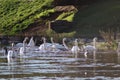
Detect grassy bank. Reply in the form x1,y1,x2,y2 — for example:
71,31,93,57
0,0,120,38
0,0,54,35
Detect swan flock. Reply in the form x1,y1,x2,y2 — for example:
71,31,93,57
2,37,97,61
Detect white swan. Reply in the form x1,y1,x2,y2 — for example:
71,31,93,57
50,37,60,52
27,36,36,51
71,39,80,54
50,37,68,51
38,37,52,52
62,38,69,50
27,37,35,47
19,37,28,55
3,43,18,63
83,37,97,53
15,37,28,47
51,37,80,53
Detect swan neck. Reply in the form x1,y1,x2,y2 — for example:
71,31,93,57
93,39,96,48
42,37,46,44
12,43,14,51
75,39,78,46
51,37,54,44
63,38,69,50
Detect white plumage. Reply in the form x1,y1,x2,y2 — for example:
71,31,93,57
27,37,35,47
83,37,97,53
4,43,18,63
71,39,80,54
50,37,68,51
38,37,52,52
19,37,28,55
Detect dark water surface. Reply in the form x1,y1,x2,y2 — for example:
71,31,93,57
0,50,120,80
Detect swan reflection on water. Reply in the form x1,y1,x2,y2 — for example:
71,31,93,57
0,37,120,80
0,48,119,79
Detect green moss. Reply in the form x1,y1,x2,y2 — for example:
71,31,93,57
56,12,75,22
0,0,120,37
35,9,55,19
0,0,54,35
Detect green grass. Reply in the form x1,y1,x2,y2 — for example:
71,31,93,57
56,12,75,22
0,0,120,37
0,0,54,35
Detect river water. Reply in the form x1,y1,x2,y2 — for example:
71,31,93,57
0,49,120,80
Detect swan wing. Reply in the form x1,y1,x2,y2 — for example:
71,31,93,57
28,38,35,47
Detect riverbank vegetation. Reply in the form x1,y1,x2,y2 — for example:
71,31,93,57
0,0,120,37
0,0,54,35
0,0,120,49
